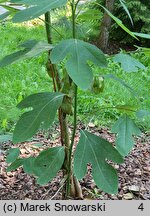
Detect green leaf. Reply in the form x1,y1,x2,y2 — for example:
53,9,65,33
6,148,20,163
13,92,64,143
6,158,24,172
0,40,52,67
74,130,123,194
113,53,146,72
0,4,20,13
119,0,133,25
23,157,36,174
11,0,68,22
0,11,10,21
112,114,141,156
0,134,12,143
136,110,150,119
100,5,137,40
51,39,107,90
32,147,65,185
133,32,150,39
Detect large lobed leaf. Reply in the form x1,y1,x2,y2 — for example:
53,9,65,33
6,146,65,185
113,53,146,72
0,40,52,67
22,147,65,184
32,147,65,184
112,114,141,156
13,92,64,143
51,39,107,90
10,0,68,22
74,130,123,194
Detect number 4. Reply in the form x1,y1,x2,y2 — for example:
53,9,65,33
138,203,144,211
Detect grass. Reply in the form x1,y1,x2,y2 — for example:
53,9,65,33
0,22,52,132
0,21,149,133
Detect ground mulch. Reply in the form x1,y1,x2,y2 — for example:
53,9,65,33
0,126,149,200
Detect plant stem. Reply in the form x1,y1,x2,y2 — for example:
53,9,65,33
66,84,77,196
72,0,76,38
45,12,62,92
45,12,57,92
45,12,52,44
44,12,71,199
39,17,64,39
45,12,67,159
66,0,79,197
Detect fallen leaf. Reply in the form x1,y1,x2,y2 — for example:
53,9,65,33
123,193,134,200
128,185,140,192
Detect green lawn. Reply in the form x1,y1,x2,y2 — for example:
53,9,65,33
0,22,149,133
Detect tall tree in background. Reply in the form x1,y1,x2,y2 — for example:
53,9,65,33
99,0,115,53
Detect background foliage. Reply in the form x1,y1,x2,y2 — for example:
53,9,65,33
0,0,149,134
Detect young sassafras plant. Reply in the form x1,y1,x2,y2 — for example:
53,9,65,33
0,0,148,199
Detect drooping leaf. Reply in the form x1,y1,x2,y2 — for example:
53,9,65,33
32,147,65,185
118,0,133,25
6,158,24,172
113,53,146,72
100,5,137,39
112,114,141,156
13,92,64,143
133,32,150,39
0,134,12,143
51,39,107,90
6,148,20,163
11,0,68,22
104,74,138,97
74,130,123,194
136,110,150,119
0,40,52,67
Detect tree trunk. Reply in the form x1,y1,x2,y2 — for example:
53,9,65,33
99,0,115,53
